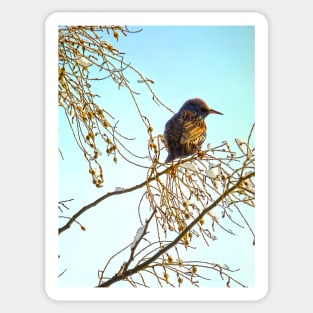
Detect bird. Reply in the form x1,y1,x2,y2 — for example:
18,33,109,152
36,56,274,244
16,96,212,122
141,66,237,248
163,98,223,163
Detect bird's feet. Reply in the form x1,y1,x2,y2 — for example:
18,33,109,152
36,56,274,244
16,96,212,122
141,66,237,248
197,150,206,159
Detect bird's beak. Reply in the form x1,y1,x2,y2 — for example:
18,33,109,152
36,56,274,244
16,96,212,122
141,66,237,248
209,108,223,115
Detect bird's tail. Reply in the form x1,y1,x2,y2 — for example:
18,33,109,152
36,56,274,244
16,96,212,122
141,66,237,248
165,152,176,163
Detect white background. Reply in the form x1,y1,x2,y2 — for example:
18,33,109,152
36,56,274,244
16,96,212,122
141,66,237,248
1,0,311,311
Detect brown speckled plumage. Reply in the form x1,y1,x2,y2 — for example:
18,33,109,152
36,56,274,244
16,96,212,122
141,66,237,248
164,98,223,163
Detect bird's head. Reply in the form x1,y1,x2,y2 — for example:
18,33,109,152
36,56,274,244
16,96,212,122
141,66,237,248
182,98,223,118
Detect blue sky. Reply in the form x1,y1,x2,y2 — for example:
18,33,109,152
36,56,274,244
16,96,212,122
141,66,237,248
58,25,255,288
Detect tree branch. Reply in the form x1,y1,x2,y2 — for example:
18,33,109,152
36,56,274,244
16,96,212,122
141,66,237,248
58,166,170,235
96,171,255,287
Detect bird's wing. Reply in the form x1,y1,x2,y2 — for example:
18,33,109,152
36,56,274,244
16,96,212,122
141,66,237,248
179,114,207,145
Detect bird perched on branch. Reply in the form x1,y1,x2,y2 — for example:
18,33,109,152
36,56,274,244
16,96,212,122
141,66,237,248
164,98,223,163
